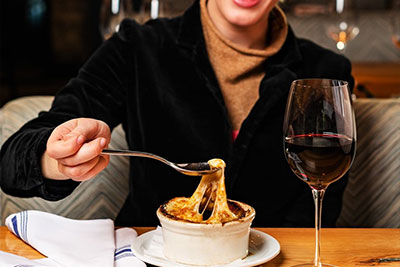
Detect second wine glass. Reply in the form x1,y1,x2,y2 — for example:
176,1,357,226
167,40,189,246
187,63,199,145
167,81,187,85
325,0,359,51
283,79,356,267
390,0,400,49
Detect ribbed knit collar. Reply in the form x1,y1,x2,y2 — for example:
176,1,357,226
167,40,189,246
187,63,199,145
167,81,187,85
200,0,288,57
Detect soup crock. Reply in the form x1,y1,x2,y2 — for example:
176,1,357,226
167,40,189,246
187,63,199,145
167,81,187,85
156,200,255,266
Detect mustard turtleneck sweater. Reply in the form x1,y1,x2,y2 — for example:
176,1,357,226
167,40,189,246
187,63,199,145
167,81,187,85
200,0,288,134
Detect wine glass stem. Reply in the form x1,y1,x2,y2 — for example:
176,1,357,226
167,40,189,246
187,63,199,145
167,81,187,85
312,188,325,267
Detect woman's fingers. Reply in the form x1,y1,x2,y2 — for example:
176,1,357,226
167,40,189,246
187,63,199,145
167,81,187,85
79,155,109,181
43,118,111,181
47,132,86,159
58,137,107,167
58,155,110,182
47,118,110,160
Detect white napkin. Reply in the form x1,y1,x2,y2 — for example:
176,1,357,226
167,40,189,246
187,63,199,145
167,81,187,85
2,210,146,267
0,251,64,267
114,228,146,267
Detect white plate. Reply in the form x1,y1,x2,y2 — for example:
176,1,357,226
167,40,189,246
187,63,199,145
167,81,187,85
132,229,280,267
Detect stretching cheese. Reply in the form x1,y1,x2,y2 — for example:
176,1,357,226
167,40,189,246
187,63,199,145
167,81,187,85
161,159,240,224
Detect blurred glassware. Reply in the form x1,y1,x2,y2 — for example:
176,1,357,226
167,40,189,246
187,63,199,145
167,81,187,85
390,0,400,49
325,0,360,51
99,0,193,40
99,0,164,40
100,0,130,40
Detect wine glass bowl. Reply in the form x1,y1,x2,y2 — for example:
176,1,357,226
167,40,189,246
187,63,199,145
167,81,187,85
284,132,354,190
283,79,356,267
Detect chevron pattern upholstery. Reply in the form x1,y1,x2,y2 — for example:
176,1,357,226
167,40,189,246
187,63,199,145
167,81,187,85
0,96,130,224
1,96,399,227
337,98,400,228
287,11,400,62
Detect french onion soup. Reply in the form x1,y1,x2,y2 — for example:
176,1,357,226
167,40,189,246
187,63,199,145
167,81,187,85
156,158,255,265
159,158,252,224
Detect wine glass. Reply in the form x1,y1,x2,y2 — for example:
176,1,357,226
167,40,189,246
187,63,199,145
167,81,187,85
390,0,400,49
283,79,356,267
325,0,359,51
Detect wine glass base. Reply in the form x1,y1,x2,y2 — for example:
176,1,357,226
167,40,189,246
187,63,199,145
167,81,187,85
291,264,339,267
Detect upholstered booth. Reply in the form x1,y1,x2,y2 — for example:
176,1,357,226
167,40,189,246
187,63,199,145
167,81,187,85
0,96,130,223
336,98,400,228
0,96,399,227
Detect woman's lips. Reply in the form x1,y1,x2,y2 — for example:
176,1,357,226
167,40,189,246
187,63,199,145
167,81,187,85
233,0,260,8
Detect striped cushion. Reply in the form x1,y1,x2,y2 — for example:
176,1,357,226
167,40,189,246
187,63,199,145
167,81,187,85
0,96,129,224
337,98,400,228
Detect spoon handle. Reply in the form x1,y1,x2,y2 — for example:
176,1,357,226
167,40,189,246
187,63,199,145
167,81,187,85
101,149,171,166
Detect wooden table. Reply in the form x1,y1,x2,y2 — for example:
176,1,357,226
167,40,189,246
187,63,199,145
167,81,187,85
0,226,399,266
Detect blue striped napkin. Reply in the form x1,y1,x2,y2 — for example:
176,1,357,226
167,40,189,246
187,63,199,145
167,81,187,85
2,210,146,267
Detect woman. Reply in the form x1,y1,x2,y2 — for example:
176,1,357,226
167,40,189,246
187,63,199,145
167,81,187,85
0,0,354,227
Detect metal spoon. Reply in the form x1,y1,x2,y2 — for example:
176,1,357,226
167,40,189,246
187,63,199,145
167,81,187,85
101,148,219,176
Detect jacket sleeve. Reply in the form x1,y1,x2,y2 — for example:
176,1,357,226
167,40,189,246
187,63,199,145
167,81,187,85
0,30,133,200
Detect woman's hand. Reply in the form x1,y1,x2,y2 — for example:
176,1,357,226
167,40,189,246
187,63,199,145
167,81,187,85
41,118,111,181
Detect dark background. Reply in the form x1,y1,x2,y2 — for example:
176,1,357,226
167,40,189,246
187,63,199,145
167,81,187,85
0,0,103,107
0,0,397,107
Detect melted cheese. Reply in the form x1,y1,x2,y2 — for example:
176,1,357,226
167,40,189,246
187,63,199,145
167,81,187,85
163,159,238,224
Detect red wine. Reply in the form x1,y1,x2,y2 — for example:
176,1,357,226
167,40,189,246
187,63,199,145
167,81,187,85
284,134,355,190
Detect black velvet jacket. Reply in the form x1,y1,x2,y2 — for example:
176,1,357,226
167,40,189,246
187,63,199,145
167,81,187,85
0,1,354,227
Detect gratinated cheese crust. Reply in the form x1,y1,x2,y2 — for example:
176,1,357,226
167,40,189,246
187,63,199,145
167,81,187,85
162,159,239,224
